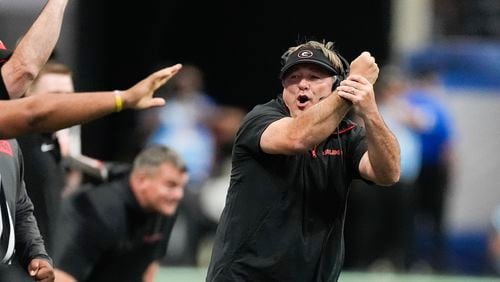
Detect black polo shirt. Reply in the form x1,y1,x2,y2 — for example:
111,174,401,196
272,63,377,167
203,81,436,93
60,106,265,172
207,95,368,282
53,177,176,282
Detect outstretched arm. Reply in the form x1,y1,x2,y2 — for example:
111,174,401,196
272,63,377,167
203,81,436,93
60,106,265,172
0,64,182,139
1,0,69,99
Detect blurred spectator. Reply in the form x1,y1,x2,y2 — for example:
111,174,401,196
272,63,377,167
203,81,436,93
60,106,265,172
344,65,422,272
139,64,218,266
196,106,246,265
145,64,217,191
405,67,456,272
14,61,128,281
3,60,73,282
199,105,246,224
16,61,74,257
53,145,188,282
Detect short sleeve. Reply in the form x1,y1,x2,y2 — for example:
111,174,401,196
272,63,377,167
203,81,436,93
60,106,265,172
234,102,287,155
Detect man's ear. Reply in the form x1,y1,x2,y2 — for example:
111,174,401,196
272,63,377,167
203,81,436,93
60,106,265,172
130,170,147,190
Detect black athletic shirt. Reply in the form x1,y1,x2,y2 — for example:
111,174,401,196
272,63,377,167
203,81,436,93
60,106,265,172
207,95,368,282
53,177,176,282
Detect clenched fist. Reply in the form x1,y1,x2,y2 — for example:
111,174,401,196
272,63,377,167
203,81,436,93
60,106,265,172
349,51,379,84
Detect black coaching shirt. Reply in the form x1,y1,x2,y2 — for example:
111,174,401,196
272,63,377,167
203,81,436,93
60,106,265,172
206,95,368,282
53,177,176,282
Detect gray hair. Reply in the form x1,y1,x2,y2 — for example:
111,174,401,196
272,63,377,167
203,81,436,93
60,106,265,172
132,145,187,173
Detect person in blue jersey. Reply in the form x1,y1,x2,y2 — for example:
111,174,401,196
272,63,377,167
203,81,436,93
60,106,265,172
405,67,456,271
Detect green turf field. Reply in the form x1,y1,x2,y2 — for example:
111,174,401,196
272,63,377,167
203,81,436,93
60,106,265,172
156,267,500,282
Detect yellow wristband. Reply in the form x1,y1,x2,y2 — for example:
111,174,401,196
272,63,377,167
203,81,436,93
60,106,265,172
114,90,123,112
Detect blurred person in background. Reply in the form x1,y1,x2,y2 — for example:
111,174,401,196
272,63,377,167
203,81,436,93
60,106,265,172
53,145,188,282
56,124,85,196
197,105,246,264
344,65,422,272
405,66,456,272
16,60,104,255
55,102,84,197
146,64,217,192
140,64,218,266
199,105,247,225
17,61,75,256
1,22,62,277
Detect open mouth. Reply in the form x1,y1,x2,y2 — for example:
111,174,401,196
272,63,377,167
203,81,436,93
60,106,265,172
298,95,310,104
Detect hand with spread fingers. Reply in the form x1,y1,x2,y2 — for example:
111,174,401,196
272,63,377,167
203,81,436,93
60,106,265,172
121,64,182,110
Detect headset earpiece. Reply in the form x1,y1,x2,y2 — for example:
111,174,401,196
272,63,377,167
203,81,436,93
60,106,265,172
280,44,350,91
332,54,350,91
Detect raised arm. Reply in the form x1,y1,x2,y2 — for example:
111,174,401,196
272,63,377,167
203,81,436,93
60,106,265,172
261,93,352,155
1,0,69,99
337,73,400,186
261,52,379,155
0,64,182,139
